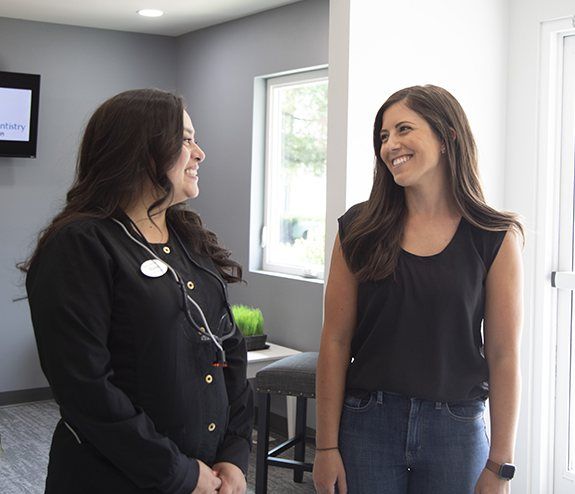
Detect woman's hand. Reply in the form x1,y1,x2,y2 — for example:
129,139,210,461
474,469,510,494
191,460,222,494
313,449,347,494
212,461,247,494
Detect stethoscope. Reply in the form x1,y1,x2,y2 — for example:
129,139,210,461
112,217,235,367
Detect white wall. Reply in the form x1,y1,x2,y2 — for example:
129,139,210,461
326,0,508,270
346,0,508,209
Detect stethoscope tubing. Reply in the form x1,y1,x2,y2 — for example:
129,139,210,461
111,218,230,353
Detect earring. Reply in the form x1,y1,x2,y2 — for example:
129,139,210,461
441,145,446,154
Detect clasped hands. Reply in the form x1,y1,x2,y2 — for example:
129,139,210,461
192,460,246,494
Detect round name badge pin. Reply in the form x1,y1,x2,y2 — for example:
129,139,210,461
140,259,168,278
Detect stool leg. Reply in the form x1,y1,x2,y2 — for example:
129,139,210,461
255,392,271,494
293,396,307,483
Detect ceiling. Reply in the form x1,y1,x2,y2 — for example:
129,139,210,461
0,0,304,36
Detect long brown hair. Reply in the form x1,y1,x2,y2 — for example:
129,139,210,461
341,85,523,282
19,88,242,282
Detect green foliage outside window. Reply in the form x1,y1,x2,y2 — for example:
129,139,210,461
281,82,327,177
278,80,327,273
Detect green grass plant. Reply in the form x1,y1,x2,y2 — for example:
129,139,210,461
231,305,264,337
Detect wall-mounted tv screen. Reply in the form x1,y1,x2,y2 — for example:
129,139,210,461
0,71,40,158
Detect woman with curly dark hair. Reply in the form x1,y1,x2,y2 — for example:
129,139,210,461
22,88,252,494
313,85,523,494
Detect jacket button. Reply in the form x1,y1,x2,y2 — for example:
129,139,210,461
205,374,213,384
208,422,216,432
187,281,195,290
162,246,171,254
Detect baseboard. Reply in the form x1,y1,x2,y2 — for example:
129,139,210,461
0,387,53,406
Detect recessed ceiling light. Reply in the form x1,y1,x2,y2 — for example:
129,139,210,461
137,9,164,18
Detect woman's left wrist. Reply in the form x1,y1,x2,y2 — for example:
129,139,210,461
485,458,516,480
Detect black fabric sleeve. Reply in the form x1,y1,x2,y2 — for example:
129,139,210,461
214,324,254,474
26,223,199,494
484,229,507,272
337,202,365,242
470,225,508,275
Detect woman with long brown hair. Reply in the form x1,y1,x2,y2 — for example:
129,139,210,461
313,85,523,494
22,88,252,494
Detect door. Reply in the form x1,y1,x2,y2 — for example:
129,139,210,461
553,33,575,494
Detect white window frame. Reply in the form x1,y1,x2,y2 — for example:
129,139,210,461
255,67,328,280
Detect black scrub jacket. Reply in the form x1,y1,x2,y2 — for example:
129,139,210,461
26,215,253,494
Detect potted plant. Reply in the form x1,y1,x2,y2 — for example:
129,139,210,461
231,304,268,351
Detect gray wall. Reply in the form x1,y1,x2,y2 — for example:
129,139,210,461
176,0,329,352
0,0,328,396
0,18,177,393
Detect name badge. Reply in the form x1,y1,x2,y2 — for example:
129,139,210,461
140,259,168,278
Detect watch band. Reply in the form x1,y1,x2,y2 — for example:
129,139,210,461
485,459,501,476
485,459,516,480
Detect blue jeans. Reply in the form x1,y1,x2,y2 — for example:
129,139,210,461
338,390,489,494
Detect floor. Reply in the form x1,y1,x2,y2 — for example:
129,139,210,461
0,400,316,493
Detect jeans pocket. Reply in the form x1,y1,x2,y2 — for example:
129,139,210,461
445,399,485,422
342,392,375,412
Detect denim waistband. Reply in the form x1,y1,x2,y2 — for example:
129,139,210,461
347,389,487,408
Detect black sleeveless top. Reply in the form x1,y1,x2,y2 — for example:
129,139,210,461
339,203,507,402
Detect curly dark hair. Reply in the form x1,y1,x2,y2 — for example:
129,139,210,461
19,88,242,282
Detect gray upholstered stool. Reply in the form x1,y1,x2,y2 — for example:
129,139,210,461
255,352,318,494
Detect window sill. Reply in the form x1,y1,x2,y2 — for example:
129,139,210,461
249,269,324,285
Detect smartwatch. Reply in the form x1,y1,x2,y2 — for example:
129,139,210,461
485,459,516,480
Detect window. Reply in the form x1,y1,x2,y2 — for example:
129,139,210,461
260,69,328,279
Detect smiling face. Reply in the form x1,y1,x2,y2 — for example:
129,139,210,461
166,110,205,204
379,101,445,188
